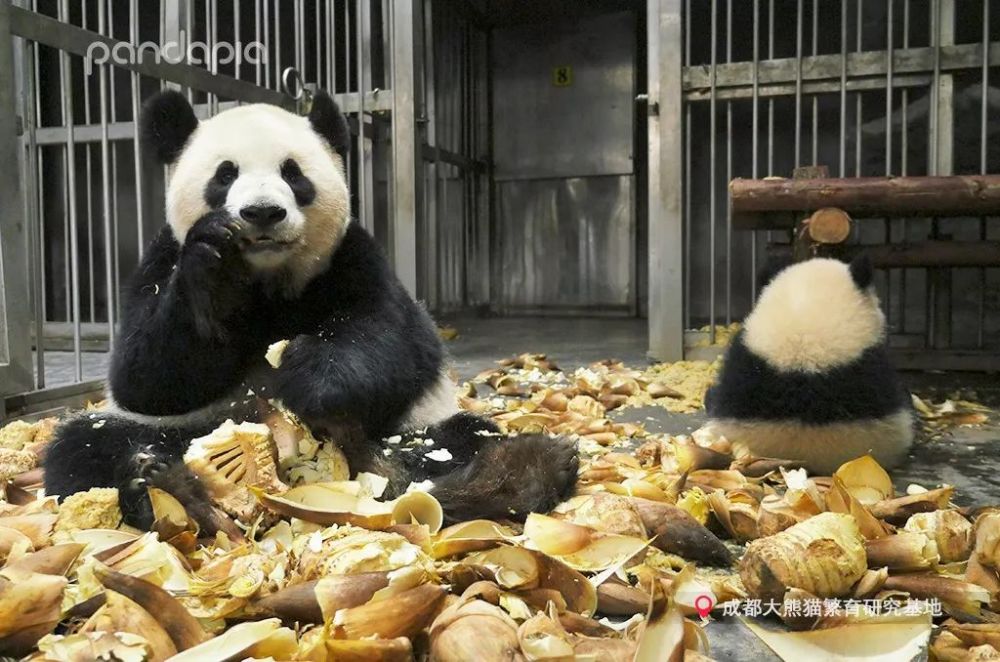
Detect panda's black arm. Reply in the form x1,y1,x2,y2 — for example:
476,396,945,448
270,311,443,438
267,222,444,437
109,222,257,415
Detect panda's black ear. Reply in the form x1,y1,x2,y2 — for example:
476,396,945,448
140,90,198,164
849,253,874,289
308,91,350,162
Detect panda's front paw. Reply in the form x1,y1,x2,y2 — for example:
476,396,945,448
180,211,250,336
118,450,169,529
182,211,245,274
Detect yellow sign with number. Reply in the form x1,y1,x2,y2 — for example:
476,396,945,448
552,66,573,87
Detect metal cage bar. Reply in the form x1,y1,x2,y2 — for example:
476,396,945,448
673,0,998,370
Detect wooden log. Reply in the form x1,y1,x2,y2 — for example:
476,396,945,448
792,165,830,179
807,208,853,244
731,175,1000,229
766,240,1000,268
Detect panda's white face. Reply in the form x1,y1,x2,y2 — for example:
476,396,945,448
742,258,885,373
166,103,350,290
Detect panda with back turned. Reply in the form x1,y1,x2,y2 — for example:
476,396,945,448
704,255,915,474
44,90,578,530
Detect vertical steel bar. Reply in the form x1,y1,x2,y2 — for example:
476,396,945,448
98,0,114,347
767,0,774,176
344,0,351,190
184,0,193,102
355,0,370,230
750,0,759,302
315,0,321,84
839,0,847,176
82,0,96,324
886,0,893,175
32,0,46,358
423,0,438,307
899,0,909,332
766,0,774,248
725,0,732,325
255,0,262,86
929,0,939,348
708,0,717,343
794,0,802,167
855,0,863,177
276,0,282,92
263,0,270,88
648,0,685,361
294,0,302,79
683,0,691,328
811,0,817,164
59,11,70,324
928,0,955,349
929,0,940,175
463,20,472,307
884,0,894,326
301,0,307,80
130,0,145,255
978,0,989,348
326,0,335,92
18,0,44,387
62,186,70,325
0,0,33,394
234,0,241,83
58,0,83,381
209,0,218,114
357,0,367,229
391,0,419,294
108,0,120,318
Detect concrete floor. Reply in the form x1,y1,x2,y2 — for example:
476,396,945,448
35,351,109,386
441,315,654,380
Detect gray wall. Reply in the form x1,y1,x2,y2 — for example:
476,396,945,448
491,10,637,314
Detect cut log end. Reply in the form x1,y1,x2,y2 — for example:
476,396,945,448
807,207,852,244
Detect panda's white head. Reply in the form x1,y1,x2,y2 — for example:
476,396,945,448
742,255,884,373
141,90,351,292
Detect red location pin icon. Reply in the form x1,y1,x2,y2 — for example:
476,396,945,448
694,594,714,619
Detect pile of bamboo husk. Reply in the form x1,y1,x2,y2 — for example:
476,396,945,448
0,353,994,661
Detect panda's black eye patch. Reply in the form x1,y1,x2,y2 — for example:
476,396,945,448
204,160,238,209
280,158,316,207
215,160,238,184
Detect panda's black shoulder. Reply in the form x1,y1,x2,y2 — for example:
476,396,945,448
285,222,442,354
707,331,910,424
328,222,395,285
303,221,411,310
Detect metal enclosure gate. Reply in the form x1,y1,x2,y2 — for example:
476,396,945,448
648,0,1000,367
0,0,424,416
2,0,998,416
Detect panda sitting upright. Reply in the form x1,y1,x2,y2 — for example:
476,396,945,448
44,90,578,530
705,255,915,474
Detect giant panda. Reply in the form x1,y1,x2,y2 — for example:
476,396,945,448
704,255,915,474
43,90,578,531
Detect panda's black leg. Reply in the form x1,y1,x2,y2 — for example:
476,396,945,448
44,413,223,532
421,411,501,470
44,413,126,498
142,461,234,537
117,449,171,529
430,434,579,523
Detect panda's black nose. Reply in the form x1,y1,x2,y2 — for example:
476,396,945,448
240,204,287,227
